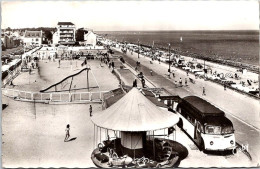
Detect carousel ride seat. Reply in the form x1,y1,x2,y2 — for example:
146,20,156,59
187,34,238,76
109,154,133,167
94,153,109,163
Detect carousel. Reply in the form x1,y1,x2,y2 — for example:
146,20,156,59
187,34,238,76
91,88,188,168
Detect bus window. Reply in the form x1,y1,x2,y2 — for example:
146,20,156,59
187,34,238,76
205,125,221,134
222,126,234,134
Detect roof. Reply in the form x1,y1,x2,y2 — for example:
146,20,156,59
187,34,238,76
58,22,74,25
182,96,224,116
203,115,233,127
24,31,42,38
91,88,179,132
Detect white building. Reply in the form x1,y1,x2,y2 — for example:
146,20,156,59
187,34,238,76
23,30,43,46
53,22,76,45
84,31,97,47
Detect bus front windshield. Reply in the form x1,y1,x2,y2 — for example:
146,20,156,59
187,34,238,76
205,125,234,135
221,126,234,134
205,125,221,135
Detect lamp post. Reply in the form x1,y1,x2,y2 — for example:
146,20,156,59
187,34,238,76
138,39,140,58
168,43,171,73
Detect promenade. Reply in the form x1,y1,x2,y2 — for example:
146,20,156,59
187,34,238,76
111,47,260,165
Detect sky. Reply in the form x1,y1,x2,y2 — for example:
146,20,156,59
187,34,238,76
1,1,259,31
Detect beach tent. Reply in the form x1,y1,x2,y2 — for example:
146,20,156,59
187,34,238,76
91,88,179,157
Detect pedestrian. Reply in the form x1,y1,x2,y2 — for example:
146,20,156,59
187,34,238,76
89,105,92,117
172,72,175,78
64,124,70,142
179,78,182,87
224,84,227,90
158,58,160,64
133,78,137,87
141,78,146,88
202,87,206,95
58,59,61,68
185,78,187,86
150,70,153,76
186,71,189,76
111,61,115,69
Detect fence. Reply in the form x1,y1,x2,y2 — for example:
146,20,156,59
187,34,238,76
2,88,108,103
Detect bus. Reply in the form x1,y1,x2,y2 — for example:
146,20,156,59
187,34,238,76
176,96,235,152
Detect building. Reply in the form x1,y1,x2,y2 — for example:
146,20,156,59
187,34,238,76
23,30,43,46
84,31,97,47
53,22,76,45
1,33,20,49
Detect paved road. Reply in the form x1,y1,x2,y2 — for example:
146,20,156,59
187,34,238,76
112,47,260,165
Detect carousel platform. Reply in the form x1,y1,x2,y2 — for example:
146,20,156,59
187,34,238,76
91,138,188,168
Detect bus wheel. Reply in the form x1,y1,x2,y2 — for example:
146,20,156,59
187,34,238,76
177,118,183,128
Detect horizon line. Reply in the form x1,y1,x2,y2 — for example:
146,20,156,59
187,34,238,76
1,28,258,32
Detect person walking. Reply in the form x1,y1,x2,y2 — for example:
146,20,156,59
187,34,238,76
141,78,146,88
185,78,187,86
224,83,227,90
89,105,92,117
150,70,153,76
202,87,206,95
64,124,70,142
111,61,115,69
179,78,182,87
172,71,175,78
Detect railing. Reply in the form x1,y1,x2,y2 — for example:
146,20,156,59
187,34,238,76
2,64,22,87
2,88,108,103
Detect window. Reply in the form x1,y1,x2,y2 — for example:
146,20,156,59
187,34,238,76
222,126,234,134
205,125,221,135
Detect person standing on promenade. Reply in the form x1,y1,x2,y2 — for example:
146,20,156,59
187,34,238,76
158,58,161,64
186,70,189,76
150,70,153,76
202,87,206,95
89,105,92,117
133,78,137,87
224,83,227,90
64,124,70,142
185,78,187,86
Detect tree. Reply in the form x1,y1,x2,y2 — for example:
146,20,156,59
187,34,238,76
6,27,12,31
44,30,53,41
76,29,87,41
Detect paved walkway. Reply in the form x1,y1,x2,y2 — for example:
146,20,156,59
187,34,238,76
112,47,260,165
2,58,120,168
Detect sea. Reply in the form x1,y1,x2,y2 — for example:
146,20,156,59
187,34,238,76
97,31,259,66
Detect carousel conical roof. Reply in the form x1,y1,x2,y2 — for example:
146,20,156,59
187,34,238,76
91,88,179,131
